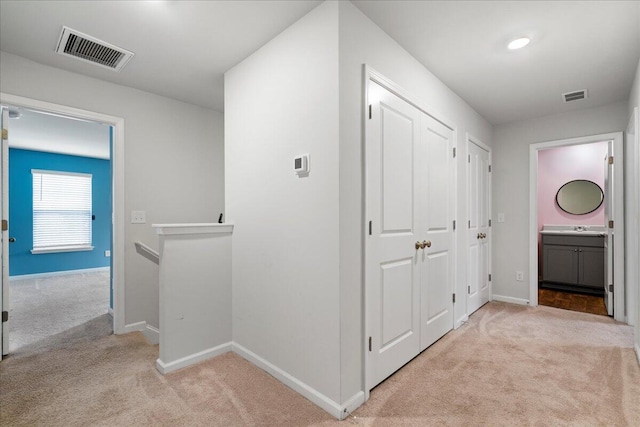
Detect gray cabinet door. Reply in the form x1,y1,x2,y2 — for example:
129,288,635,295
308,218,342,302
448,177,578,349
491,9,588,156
543,244,579,284
578,246,605,288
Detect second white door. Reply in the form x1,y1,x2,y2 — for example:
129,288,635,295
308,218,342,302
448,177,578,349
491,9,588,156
467,140,490,315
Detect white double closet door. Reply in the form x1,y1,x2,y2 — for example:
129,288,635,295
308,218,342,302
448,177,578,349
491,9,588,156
366,81,455,389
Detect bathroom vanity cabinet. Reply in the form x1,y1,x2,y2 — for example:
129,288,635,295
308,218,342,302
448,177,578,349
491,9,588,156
541,233,604,293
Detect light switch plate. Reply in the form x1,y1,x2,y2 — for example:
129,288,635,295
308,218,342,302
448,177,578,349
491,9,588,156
497,213,505,223
131,210,146,224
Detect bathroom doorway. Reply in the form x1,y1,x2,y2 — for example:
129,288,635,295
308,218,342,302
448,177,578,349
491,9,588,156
536,141,608,315
528,132,625,322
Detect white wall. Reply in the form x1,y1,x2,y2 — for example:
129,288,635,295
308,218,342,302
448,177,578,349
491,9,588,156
225,1,341,404
631,59,640,115
492,100,629,302
0,51,224,330
337,1,493,402
227,1,494,409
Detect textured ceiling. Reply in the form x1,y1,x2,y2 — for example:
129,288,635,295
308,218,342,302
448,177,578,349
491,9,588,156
0,0,322,112
353,1,640,124
1,1,639,124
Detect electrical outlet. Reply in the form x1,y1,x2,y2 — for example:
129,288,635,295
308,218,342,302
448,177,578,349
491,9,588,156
516,271,524,281
105,250,111,257
131,210,146,224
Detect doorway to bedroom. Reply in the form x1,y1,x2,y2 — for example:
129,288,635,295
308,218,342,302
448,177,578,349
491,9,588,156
3,105,113,354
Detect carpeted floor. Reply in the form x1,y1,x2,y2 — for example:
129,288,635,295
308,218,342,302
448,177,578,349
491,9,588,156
1,301,638,426
8,270,110,352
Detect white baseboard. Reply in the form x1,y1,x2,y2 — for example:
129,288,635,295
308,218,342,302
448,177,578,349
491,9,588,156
147,338,365,419
341,391,365,420
232,342,350,419
10,266,110,280
142,325,159,345
455,315,469,329
122,320,147,334
635,343,640,366
122,321,160,345
492,294,530,306
156,341,232,374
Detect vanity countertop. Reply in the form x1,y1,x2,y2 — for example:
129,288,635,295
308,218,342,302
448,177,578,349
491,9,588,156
539,230,605,236
540,225,606,237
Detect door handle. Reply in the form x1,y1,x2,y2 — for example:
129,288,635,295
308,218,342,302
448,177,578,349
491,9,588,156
415,241,425,250
423,240,432,248
8,237,15,243
477,233,481,239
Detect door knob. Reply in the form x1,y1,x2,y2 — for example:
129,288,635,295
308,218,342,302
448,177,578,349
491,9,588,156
477,233,481,239
415,241,424,250
424,240,432,248
482,233,487,239
8,237,15,243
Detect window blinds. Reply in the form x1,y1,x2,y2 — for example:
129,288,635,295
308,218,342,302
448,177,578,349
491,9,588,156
32,170,93,250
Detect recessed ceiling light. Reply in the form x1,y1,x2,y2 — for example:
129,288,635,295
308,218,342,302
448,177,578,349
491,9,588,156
508,37,530,50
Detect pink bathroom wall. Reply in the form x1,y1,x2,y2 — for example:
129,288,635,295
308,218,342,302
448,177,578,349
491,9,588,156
537,141,608,275
537,141,607,232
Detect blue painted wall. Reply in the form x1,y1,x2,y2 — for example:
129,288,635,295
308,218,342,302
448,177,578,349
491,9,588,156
9,148,112,276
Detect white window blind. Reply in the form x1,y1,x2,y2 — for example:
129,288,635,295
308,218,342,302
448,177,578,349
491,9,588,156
32,170,93,253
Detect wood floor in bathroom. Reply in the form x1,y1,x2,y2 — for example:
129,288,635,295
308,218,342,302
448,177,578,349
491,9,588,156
538,288,608,316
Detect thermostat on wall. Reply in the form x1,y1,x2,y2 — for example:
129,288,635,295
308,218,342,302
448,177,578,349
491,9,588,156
294,154,310,175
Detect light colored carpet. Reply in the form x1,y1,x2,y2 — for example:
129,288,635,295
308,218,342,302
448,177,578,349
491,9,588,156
355,302,639,426
8,270,110,352
1,301,638,426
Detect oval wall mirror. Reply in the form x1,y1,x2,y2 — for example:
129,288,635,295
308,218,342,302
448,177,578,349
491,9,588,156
556,180,604,215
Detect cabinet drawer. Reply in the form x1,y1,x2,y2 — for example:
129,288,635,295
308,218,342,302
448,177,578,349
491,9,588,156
542,234,604,248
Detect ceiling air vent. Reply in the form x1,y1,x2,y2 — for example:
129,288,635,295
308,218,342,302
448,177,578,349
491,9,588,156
55,26,134,72
562,89,587,103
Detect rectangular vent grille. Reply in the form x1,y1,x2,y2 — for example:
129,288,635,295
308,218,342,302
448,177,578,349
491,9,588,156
56,26,134,72
64,34,124,68
562,89,587,103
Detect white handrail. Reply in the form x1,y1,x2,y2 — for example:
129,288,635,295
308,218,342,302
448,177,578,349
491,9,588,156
135,241,159,265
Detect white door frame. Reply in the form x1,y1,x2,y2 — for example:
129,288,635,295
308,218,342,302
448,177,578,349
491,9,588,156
630,107,640,359
528,131,625,322
363,65,458,401
625,107,638,328
0,92,126,335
